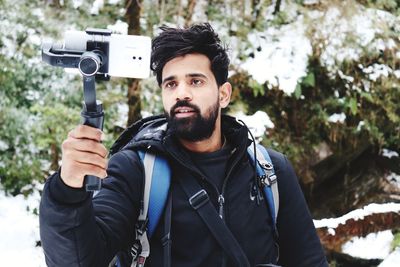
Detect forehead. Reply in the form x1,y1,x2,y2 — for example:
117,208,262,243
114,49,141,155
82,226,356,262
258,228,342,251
162,53,213,79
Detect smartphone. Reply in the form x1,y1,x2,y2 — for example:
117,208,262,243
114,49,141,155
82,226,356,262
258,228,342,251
53,29,152,79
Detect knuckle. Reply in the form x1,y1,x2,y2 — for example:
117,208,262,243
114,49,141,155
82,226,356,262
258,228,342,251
83,139,95,151
100,147,108,158
77,124,85,132
87,165,97,175
62,139,72,150
101,159,108,169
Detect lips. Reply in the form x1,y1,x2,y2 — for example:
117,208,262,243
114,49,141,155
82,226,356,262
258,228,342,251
174,107,195,114
173,107,197,118
170,100,200,118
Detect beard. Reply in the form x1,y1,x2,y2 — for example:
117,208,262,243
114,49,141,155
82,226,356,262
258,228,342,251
165,99,220,142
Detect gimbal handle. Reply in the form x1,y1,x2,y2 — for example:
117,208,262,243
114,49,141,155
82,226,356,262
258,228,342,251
81,75,104,192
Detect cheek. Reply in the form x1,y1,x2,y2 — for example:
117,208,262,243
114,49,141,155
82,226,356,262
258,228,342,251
162,93,171,112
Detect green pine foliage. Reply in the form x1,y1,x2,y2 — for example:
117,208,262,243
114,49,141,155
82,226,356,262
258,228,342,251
0,0,399,202
0,0,126,194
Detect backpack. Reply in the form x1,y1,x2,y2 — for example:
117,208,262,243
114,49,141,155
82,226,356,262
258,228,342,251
114,143,279,267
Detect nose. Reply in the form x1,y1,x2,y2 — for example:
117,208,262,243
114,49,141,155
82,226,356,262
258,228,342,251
175,83,192,101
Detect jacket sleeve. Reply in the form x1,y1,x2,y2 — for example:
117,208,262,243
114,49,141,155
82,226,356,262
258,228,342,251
39,149,143,267
272,152,328,267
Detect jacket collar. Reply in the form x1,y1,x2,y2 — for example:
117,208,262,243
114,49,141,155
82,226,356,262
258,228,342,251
110,114,251,157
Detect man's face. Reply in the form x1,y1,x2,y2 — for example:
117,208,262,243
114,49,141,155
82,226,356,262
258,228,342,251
161,54,223,141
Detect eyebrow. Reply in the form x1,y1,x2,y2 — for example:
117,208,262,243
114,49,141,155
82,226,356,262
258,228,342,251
162,73,208,86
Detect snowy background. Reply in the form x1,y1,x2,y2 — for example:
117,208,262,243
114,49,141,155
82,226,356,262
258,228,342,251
1,0,399,266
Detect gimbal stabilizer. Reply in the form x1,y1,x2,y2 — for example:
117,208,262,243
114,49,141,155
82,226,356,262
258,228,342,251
42,29,123,191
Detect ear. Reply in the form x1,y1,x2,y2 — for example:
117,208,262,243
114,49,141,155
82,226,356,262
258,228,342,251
219,82,232,108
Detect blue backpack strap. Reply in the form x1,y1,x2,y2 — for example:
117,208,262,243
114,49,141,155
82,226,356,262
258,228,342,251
126,150,171,267
138,150,171,237
247,144,279,231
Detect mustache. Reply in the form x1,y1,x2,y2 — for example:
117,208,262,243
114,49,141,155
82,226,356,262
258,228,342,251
170,100,201,116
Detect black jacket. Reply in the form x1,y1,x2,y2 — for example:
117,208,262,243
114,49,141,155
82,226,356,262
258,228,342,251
39,115,328,267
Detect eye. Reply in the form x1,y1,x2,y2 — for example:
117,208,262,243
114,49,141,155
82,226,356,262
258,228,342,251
164,81,177,89
191,78,204,86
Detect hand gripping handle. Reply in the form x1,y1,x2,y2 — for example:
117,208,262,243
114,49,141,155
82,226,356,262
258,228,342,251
81,101,104,191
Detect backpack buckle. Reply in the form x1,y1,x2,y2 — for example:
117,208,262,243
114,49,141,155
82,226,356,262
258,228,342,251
189,189,209,210
258,173,277,187
256,159,277,186
135,218,148,236
264,174,277,186
259,160,273,171
130,240,142,260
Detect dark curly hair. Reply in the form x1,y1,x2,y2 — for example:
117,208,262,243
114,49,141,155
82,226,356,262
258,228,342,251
151,23,230,87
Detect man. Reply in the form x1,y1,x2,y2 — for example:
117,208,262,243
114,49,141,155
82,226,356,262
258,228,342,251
40,23,328,267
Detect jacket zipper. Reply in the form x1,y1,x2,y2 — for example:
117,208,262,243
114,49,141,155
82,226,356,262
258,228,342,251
168,144,246,267
219,148,243,218
170,151,223,209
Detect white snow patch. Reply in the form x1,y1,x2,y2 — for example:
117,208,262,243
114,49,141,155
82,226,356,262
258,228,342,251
382,149,399,159
31,8,45,21
114,103,128,128
314,203,400,229
107,19,128,34
72,0,83,8
303,0,320,5
191,0,208,24
328,113,346,123
338,70,354,83
240,19,312,95
90,0,104,15
342,230,393,259
0,187,45,266
379,247,400,267
141,110,153,118
234,111,274,140
0,140,9,151
312,5,399,73
362,64,392,81
393,70,400,79
386,173,400,188
356,121,365,131
64,68,81,75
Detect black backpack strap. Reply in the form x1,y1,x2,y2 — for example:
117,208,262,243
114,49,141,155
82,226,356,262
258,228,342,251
162,192,172,267
179,177,250,267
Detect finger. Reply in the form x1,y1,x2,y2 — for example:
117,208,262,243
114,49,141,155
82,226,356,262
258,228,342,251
75,152,108,170
68,125,103,142
63,138,108,158
68,150,108,170
74,161,108,179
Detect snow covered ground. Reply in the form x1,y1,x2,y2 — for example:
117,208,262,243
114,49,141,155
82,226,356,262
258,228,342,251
0,186,45,266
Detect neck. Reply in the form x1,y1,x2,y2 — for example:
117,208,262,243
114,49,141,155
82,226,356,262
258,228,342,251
179,117,223,153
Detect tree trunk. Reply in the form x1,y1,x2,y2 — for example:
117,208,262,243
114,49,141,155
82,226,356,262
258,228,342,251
126,79,142,126
125,0,143,126
273,0,281,15
47,0,61,8
50,142,59,171
251,0,261,28
184,0,197,27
